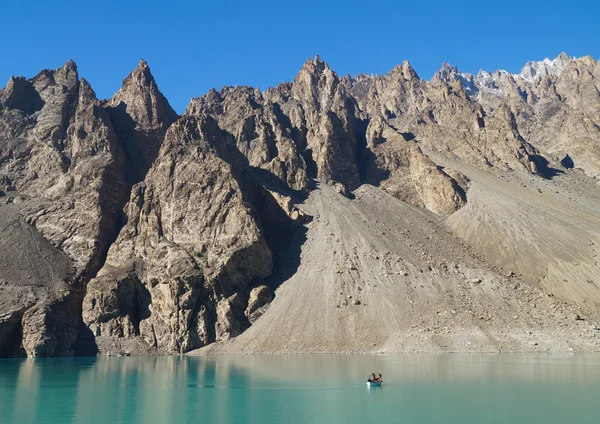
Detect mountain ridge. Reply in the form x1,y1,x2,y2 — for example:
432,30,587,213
1,53,599,357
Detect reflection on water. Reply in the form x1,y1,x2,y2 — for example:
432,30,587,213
1,354,600,424
217,353,600,384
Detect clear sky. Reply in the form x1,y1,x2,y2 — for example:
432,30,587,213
2,0,599,113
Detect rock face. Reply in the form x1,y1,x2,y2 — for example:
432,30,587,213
363,116,466,215
185,55,365,192
1,53,600,356
286,55,363,189
82,116,275,353
0,60,175,356
186,86,310,192
347,62,544,176
0,61,127,356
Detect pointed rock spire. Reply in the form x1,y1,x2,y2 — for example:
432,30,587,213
555,52,571,62
128,59,155,89
63,59,78,73
433,62,460,82
290,55,362,189
47,59,79,93
298,54,332,78
292,54,340,111
401,60,419,80
553,52,572,70
107,59,179,186
78,78,97,102
389,60,420,80
109,59,178,133
57,59,79,82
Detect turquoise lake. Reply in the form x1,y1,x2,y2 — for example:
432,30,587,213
1,354,600,424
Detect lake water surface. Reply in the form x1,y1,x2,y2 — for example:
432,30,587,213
1,354,600,423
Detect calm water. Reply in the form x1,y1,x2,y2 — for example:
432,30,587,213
1,354,600,424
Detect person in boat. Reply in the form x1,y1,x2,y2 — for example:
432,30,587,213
368,373,383,383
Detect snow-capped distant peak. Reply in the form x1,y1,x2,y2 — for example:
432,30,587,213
454,53,575,102
431,54,574,103
433,62,460,81
431,62,480,97
519,53,573,82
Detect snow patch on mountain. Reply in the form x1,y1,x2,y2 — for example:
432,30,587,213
519,53,572,83
451,53,574,101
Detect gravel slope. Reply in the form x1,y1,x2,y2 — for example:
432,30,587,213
191,173,600,355
428,150,600,308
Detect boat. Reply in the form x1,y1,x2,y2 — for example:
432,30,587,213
366,373,383,387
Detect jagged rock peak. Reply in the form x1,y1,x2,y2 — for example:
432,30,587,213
440,61,459,73
185,85,265,118
2,75,25,90
118,59,157,92
0,76,43,114
109,59,178,132
44,59,79,87
388,60,420,80
20,60,79,91
76,78,100,107
433,62,461,82
129,59,154,86
519,52,574,82
63,59,78,72
401,60,418,78
555,51,572,63
292,54,345,113
309,53,327,69
296,54,336,80
45,59,80,88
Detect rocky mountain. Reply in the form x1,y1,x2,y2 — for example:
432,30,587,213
1,53,600,357
421,53,600,179
0,60,175,356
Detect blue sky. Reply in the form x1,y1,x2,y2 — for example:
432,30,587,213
2,0,599,113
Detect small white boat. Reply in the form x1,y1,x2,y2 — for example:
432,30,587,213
366,380,382,387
